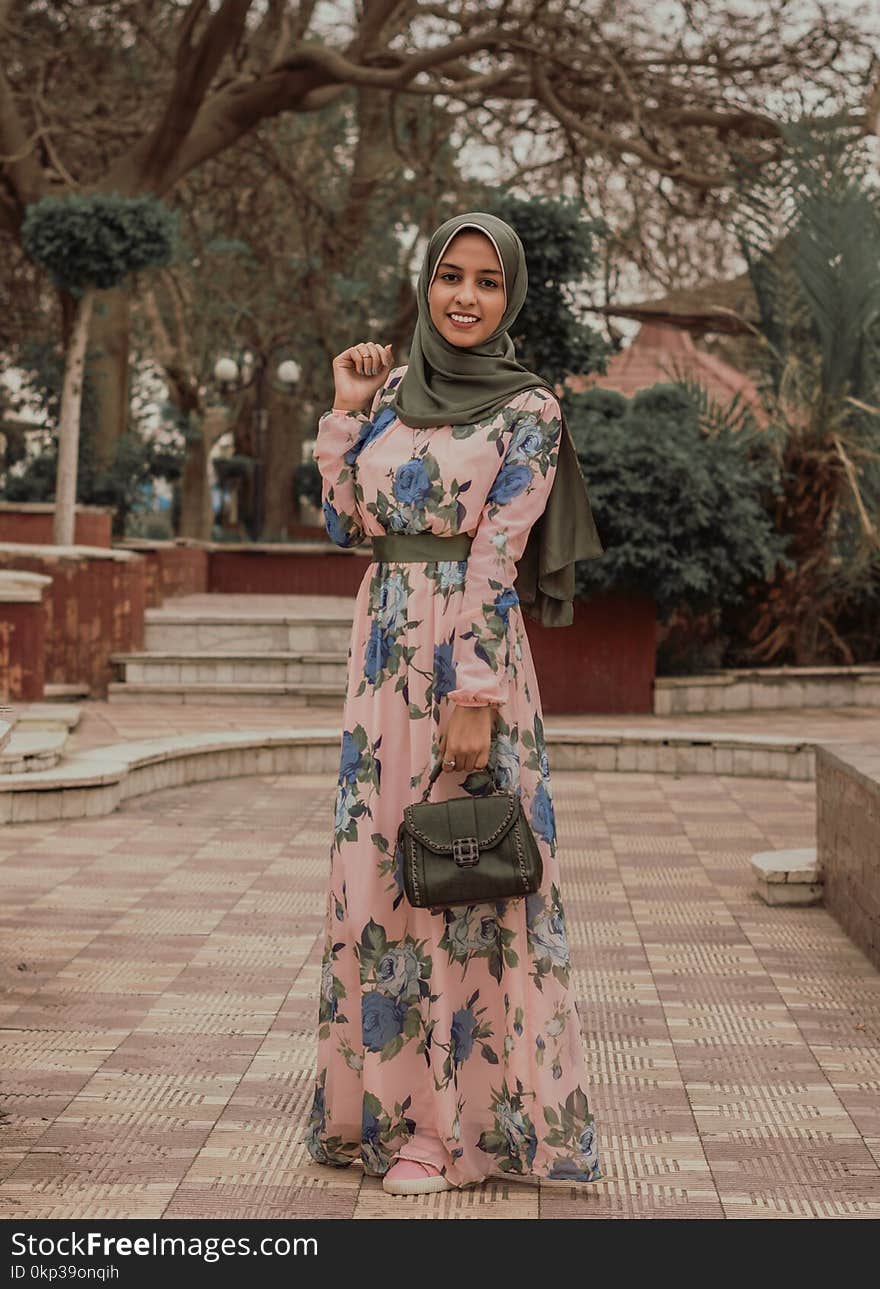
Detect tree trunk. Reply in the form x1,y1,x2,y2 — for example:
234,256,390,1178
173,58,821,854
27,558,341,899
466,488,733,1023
53,290,95,547
87,285,131,472
179,406,228,540
262,383,300,540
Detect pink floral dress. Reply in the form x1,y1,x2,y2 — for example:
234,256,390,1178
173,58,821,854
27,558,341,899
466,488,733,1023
304,364,603,1187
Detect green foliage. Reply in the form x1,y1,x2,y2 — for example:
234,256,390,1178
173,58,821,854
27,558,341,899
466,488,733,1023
720,114,880,663
565,382,792,620
21,192,179,294
488,193,610,385
731,113,880,408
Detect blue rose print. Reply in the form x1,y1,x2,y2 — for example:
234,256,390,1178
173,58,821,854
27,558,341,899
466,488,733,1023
579,1122,596,1155
525,892,544,930
547,1157,597,1182
451,1007,478,1066
433,641,457,699
323,498,358,548
393,458,433,506
494,587,520,624
529,781,556,844
488,463,532,505
362,991,407,1052
334,781,358,834
362,1102,381,1145
345,405,396,465
365,620,392,684
338,730,360,785
508,417,544,460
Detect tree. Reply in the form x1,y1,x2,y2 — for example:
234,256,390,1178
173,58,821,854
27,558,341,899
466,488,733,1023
21,192,178,544
136,88,474,538
490,192,610,385
1,1,875,473
720,115,880,664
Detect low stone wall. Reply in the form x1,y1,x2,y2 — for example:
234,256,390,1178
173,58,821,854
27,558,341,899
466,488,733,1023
817,742,880,971
0,570,50,701
656,665,880,714
114,539,209,606
0,543,145,698
0,502,113,548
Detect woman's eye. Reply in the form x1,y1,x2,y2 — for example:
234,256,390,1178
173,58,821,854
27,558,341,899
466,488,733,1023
440,273,499,288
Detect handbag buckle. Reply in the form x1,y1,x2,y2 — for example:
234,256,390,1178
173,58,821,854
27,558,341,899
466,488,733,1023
453,836,480,867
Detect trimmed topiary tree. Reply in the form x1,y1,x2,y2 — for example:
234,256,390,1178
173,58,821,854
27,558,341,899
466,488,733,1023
21,192,178,545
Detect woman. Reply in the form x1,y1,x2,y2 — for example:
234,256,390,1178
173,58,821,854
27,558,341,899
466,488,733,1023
305,211,605,1196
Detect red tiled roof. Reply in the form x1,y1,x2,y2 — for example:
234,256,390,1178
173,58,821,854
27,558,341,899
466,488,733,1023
566,321,767,425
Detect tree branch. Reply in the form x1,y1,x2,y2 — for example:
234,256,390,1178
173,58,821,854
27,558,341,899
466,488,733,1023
529,50,730,192
139,0,254,188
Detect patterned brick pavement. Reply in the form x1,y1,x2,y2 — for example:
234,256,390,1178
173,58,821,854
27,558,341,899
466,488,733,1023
2,765,879,1219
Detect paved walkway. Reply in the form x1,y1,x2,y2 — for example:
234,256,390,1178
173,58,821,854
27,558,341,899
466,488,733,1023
2,724,879,1218
61,697,880,755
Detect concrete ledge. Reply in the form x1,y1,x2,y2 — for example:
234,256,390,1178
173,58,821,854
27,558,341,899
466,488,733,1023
751,847,822,905
817,742,880,970
0,723,823,823
0,727,67,774
655,664,880,714
0,570,53,603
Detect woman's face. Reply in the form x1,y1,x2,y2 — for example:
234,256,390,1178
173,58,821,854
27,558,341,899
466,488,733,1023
428,230,506,348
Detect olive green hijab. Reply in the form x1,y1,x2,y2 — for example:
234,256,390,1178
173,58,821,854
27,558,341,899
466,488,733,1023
392,210,604,628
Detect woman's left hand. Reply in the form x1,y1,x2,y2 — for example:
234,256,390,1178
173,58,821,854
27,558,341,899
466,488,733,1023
439,705,496,774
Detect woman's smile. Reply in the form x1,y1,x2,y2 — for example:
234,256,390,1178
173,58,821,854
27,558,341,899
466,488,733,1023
448,312,481,330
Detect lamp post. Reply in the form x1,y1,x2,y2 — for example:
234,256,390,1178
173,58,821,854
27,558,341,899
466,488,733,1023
213,350,301,541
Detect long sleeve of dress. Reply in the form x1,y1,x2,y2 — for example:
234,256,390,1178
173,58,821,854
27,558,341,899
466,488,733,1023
314,368,407,548
314,405,371,549
448,387,563,708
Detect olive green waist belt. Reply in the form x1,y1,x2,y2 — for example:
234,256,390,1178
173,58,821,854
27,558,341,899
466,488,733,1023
371,532,473,563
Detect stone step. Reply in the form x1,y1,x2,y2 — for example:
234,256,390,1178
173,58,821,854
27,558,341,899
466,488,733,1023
44,682,91,701
0,726,68,773
4,702,82,732
106,681,346,707
143,611,354,655
750,847,822,905
111,650,350,686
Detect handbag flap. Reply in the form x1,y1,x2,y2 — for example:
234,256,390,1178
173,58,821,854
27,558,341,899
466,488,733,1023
400,792,518,853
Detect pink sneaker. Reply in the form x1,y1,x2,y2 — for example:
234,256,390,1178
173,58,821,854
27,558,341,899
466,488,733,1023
382,1157,454,1195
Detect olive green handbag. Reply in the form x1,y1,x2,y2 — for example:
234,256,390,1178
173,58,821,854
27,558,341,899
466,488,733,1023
397,755,543,910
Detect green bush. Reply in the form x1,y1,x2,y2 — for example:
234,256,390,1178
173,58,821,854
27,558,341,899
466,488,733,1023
566,382,793,621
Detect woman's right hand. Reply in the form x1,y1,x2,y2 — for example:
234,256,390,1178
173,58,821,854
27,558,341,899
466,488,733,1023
332,340,394,411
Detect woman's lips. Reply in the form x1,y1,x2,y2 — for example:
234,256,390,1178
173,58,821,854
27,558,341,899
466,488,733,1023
447,314,480,330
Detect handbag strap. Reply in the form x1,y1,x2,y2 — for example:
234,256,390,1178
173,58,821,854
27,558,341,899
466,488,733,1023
419,754,501,803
